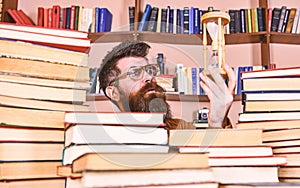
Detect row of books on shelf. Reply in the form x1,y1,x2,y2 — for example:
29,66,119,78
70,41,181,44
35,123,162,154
237,66,300,182
135,4,268,34
7,5,112,33
271,6,300,34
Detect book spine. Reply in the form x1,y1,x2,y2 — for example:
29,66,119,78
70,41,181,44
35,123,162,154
257,7,265,32
183,7,189,34
147,7,158,32
277,6,287,32
37,7,44,27
291,8,300,33
281,8,290,32
194,8,200,34
138,4,152,31
228,9,236,33
189,7,194,34
271,7,281,32
285,8,296,33
240,9,246,33
128,6,135,31
160,8,167,32
156,8,161,32
168,8,173,33
52,5,61,28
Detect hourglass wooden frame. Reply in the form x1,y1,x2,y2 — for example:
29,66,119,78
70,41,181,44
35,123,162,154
201,11,230,76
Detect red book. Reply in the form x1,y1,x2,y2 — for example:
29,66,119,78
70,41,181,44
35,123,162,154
7,9,24,25
43,8,49,27
17,9,35,25
70,5,76,30
37,7,44,26
47,8,53,28
52,5,61,28
0,22,90,53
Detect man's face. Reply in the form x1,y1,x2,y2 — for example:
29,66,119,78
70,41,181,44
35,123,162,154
113,57,172,119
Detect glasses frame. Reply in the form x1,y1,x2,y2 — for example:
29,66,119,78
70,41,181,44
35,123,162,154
109,63,161,86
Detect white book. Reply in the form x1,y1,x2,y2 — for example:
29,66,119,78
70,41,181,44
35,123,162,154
64,124,168,147
292,8,300,33
63,144,169,165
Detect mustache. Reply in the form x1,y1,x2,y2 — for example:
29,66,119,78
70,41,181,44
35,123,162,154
138,82,166,96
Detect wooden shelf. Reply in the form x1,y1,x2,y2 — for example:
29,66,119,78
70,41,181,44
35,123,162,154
86,93,242,102
89,31,266,45
270,32,300,44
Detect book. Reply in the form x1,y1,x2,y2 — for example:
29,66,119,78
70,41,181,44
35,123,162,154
0,73,90,91
266,139,300,148
213,167,280,184
0,22,90,53
0,79,86,103
243,100,300,112
271,8,281,32
128,6,135,31
209,155,287,167
279,167,300,179
273,146,300,154
146,7,158,32
285,8,296,33
242,77,300,91
0,39,89,66
0,126,64,142
1,106,65,129
178,145,273,157
169,129,263,146
57,165,82,178
280,8,290,32
241,66,300,79
0,95,88,112
236,120,300,131
0,142,63,161
138,4,152,31
263,128,300,142
0,57,89,81
81,168,214,188
62,144,170,165
0,22,88,38
0,161,61,180
276,153,300,166
7,9,24,25
277,6,287,32
17,9,35,25
0,178,65,188
243,92,300,101
98,8,113,32
64,124,168,147
238,112,300,122
72,152,209,172
64,111,165,126
291,8,300,33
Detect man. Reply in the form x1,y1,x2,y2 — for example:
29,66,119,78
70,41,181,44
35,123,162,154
98,40,236,130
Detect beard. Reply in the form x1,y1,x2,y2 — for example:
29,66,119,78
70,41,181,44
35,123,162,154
119,82,172,120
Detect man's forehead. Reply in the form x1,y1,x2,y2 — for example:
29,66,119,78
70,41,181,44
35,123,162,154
116,57,147,70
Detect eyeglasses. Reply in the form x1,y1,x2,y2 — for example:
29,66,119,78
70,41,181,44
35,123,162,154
110,64,160,85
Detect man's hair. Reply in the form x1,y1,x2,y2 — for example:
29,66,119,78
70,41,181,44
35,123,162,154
98,40,151,101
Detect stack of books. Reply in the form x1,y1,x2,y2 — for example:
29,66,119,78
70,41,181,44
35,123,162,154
169,128,287,184
0,23,90,187
236,67,300,183
59,111,219,188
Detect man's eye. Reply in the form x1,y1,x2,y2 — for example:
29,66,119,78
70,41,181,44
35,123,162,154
129,68,142,77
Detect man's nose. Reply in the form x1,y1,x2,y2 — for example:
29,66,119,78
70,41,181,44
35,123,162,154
144,72,156,83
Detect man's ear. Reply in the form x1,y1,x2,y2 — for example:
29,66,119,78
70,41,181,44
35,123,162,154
105,86,120,101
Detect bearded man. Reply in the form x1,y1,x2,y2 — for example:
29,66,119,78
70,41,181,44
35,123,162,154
98,40,236,130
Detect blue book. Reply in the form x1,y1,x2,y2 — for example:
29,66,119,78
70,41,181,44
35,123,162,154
168,8,174,33
65,7,71,29
191,67,198,95
138,4,152,31
99,8,113,32
194,8,200,34
94,7,101,32
189,7,194,34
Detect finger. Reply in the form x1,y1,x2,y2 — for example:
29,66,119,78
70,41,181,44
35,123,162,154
223,64,236,94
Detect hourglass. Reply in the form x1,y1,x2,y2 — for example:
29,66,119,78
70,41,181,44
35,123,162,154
201,11,230,77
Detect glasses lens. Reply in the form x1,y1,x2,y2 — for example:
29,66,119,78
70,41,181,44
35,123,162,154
146,64,160,76
128,67,144,80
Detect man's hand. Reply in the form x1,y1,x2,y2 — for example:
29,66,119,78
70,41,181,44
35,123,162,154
199,64,236,128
